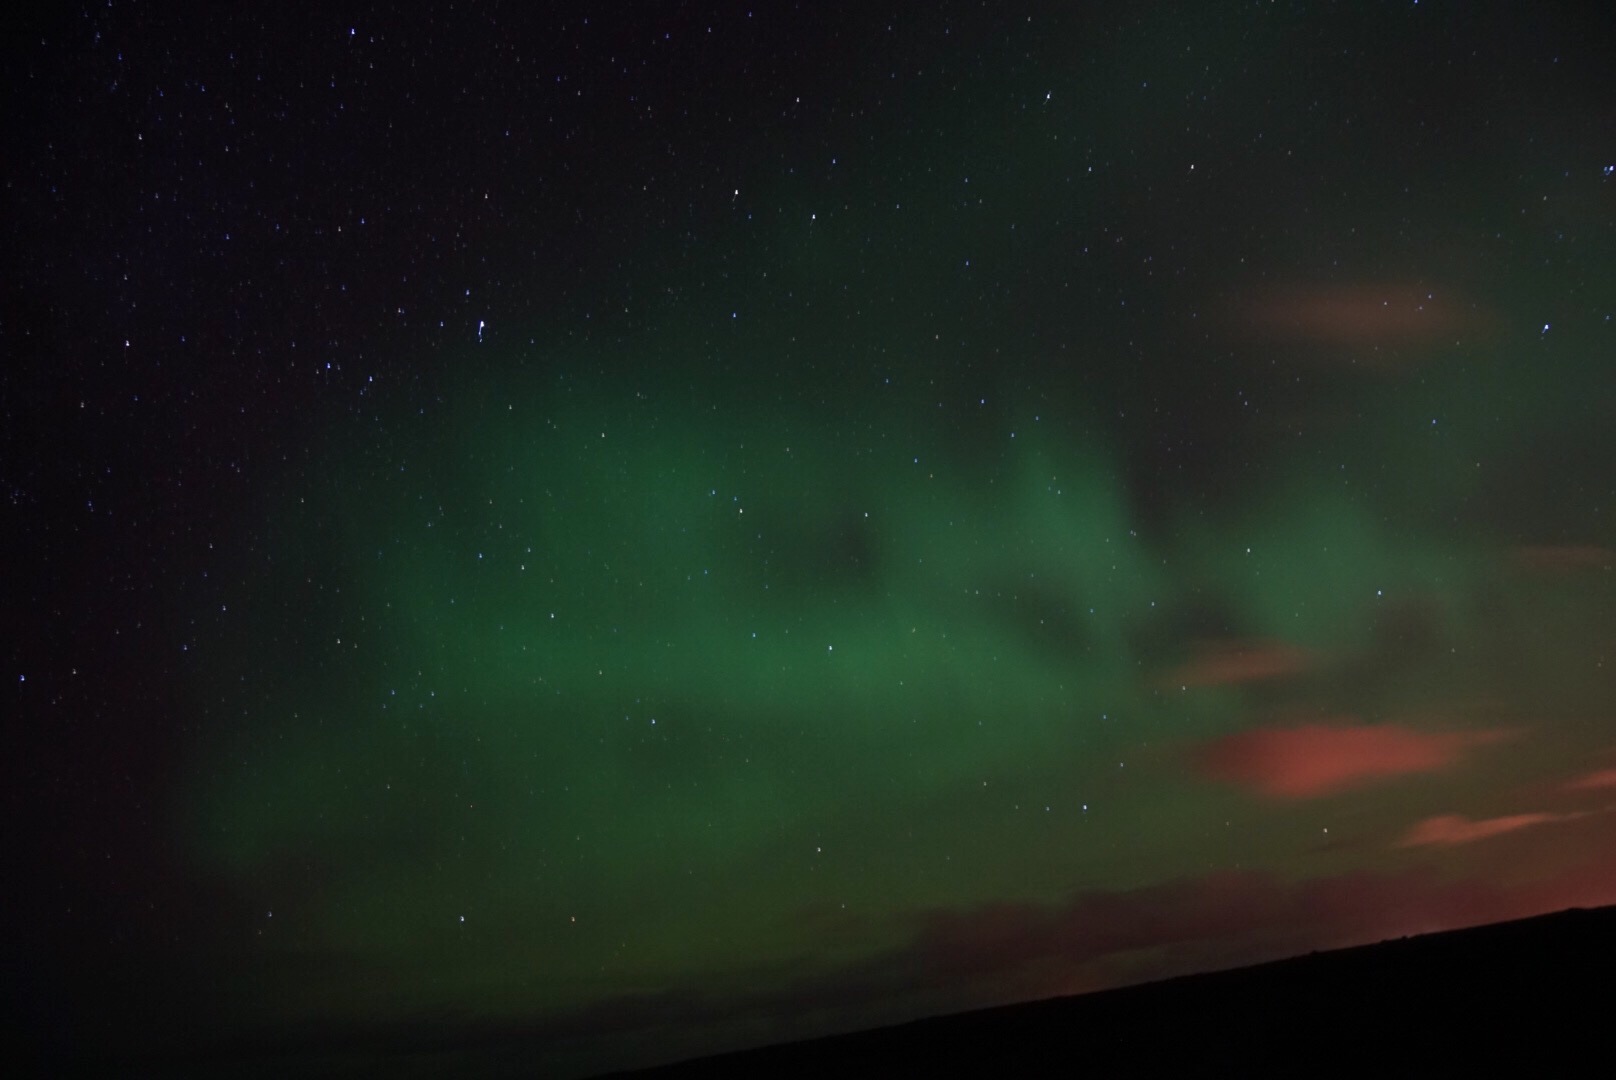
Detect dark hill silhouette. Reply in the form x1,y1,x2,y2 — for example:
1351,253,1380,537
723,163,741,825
602,905,1616,1078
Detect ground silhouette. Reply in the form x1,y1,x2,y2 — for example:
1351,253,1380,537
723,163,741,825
603,905,1615,1078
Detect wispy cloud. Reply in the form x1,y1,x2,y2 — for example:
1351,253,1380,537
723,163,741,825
1240,283,1490,353
1565,768,1616,792
1166,638,1311,688
1399,812,1574,848
1195,722,1508,799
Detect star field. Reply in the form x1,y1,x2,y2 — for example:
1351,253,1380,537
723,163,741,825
5,2,1615,1076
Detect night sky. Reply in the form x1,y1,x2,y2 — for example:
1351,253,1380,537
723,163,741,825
6,2,1616,1075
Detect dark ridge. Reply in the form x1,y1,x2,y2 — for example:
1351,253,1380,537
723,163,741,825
603,904,1616,1078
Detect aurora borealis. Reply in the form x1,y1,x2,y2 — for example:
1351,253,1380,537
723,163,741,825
7,2,1615,1075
